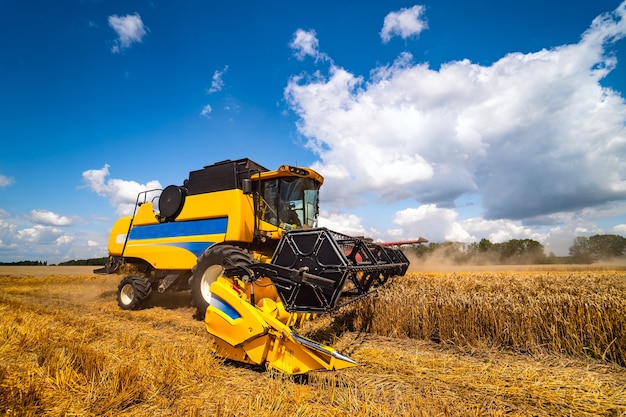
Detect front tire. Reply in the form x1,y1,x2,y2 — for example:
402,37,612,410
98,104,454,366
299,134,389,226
117,275,152,310
191,245,252,319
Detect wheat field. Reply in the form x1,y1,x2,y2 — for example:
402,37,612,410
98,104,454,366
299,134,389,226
0,266,624,416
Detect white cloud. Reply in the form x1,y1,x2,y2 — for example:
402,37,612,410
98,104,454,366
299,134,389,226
28,209,73,227
224,101,241,113
380,5,428,43
0,212,109,262
317,203,543,248
17,225,63,244
0,239,17,250
82,164,162,216
207,65,228,94
613,224,626,234
108,13,147,53
0,219,15,231
55,235,73,245
285,1,626,224
289,29,328,62
0,174,14,187
200,104,212,118
394,205,472,242
461,217,541,243
318,210,368,237
0,219,17,250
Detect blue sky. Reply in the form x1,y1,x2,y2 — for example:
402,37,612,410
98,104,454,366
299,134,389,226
1,0,626,263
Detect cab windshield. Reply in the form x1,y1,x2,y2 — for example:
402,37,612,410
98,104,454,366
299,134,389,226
259,177,320,229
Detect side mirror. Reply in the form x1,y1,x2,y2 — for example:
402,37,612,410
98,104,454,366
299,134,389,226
242,179,252,195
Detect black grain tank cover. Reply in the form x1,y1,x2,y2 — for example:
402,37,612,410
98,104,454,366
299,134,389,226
184,158,269,196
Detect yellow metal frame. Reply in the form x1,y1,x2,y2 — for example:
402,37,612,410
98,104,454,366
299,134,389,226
205,277,357,374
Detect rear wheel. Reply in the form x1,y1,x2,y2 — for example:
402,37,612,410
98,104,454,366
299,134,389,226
191,245,252,319
117,275,152,310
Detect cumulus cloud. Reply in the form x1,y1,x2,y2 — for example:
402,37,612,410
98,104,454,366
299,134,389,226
380,5,428,43
461,217,542,243
55,235,73,245
613,224,626,235
82,164,162,216
108,13,147,53
318,210,369,237
285,1,626,226
28,209,73,227
0,239,17,250
290,29,328,62
0,174,14,188
17,225,64,244
0,219,17,250
394,205,472,242
0,211,108,262
207,65,228,94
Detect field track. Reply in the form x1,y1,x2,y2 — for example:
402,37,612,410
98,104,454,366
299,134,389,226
0,266,625,416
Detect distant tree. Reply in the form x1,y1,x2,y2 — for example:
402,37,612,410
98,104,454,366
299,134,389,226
409,243,432,258
590,234,626,258
569,236,593,263
496,239,546,264
478,238,493,253
58,258,108,266
0,260,46,266
403,237,580,265
569,234,626,262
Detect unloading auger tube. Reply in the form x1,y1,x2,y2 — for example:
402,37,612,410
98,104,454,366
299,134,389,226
203,227,410,375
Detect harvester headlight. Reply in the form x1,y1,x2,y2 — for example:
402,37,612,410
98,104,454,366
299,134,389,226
288,167,308,176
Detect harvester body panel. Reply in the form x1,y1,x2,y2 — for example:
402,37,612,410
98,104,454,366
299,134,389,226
108,188,256,270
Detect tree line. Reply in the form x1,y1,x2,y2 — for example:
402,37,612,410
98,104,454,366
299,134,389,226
0,258,108,266
56,258,109,266
568,234,626,263
0,260,48,266
407,234,626,265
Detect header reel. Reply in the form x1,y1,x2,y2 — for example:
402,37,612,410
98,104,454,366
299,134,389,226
225,227,410,313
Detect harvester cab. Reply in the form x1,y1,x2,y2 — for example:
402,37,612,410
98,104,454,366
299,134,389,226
96,158,416,375
250,164,323,240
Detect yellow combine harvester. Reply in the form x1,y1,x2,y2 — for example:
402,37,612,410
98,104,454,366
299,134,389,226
96,158,413,374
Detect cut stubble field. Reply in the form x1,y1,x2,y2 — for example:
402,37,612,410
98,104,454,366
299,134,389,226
0,265,624,416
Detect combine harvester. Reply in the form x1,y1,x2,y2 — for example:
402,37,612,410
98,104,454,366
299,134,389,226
96,158,424,375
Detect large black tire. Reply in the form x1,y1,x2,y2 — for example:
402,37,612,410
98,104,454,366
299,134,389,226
191,245,252,319
117,275,152,310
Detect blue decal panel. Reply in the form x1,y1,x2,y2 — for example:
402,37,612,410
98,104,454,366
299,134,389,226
168,242,215,258
211,295,241,320
129,217,228,240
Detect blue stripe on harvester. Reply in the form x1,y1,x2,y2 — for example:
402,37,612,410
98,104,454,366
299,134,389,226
129,217,228,240
211,295,241,320
167,242,215,258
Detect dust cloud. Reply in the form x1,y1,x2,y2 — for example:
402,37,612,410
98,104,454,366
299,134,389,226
405,248,626,273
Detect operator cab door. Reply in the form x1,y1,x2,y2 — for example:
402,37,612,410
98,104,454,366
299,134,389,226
256,177,320,231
